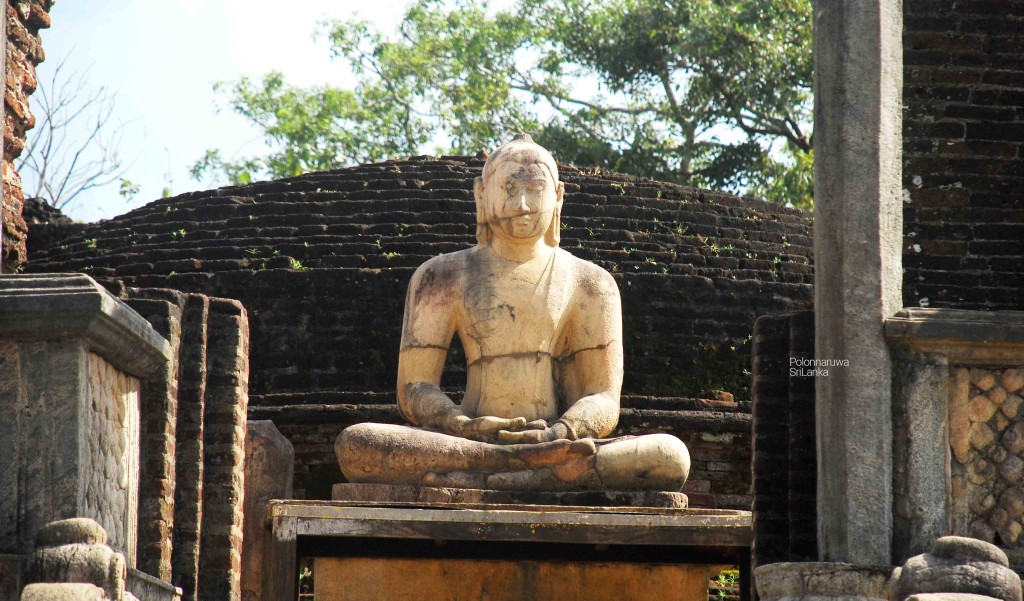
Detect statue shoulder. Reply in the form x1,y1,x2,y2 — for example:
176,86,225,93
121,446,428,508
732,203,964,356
557,249,619,298
409,249,471,298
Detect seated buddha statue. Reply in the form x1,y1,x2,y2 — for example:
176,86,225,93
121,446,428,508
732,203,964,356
335,134,690,491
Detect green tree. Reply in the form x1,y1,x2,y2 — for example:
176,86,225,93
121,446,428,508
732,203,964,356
193,0,813,207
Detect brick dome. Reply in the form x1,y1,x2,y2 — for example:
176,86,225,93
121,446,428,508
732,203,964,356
29,155,812,400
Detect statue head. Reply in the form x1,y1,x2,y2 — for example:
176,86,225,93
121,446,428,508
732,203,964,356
474,133,565,247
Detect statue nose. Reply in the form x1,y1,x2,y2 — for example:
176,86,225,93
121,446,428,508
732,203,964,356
515,191,530,212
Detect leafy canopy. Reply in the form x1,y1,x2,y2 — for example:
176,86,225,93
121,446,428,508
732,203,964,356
192,0,813,207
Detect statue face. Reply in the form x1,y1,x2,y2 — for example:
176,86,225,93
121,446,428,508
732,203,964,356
481,158,561,242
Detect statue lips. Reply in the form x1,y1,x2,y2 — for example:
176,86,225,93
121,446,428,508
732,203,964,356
502,209,552,239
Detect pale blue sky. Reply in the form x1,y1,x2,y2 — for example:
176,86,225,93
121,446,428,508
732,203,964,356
33,0,419,222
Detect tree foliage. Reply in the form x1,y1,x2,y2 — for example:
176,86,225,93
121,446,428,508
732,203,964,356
194,0,813,207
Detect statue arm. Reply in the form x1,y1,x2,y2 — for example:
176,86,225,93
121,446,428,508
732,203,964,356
396,260,463,431
557,268,623,439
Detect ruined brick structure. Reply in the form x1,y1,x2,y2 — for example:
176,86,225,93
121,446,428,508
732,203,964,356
3,0,52,272
903,0,1024,311
752,0,1024,575
29,156,813,509
109,285,250,601
750,311,816,569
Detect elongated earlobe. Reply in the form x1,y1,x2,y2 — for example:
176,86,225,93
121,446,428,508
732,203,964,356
545,182,564,247
474,176,491,245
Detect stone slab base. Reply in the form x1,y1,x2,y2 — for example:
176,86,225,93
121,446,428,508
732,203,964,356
313,556,709,601
331,483,688,510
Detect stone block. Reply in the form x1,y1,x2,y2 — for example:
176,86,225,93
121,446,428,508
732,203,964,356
126,568,182,601
906,595,1004,601
241,421,293,601
19,583,108,601
892,351,950,561
331,483,687,509
0,275,169,376
271,501,749,601
889,309,1024,558
754,562,893,601
885,309,1024,366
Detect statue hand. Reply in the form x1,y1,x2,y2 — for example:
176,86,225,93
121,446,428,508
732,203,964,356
451,415,527,440
496,420,568,444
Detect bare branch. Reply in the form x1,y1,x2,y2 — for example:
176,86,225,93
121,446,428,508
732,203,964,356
509,71,663,117
17,52,139,211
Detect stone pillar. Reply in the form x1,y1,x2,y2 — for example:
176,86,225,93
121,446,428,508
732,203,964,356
0,274,170,565
197,299,249,601
1,0,6,274
813,0,903,566
242,421,294,601
891,349,949,562
171,294,209,601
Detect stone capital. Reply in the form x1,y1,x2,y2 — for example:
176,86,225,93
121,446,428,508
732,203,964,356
885,308,1024,365
0,274,171,377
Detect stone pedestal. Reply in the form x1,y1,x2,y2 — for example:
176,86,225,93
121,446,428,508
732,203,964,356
269,500,751,601
0,274,170,565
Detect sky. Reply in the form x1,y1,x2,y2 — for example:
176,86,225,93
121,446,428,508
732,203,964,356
31,0,423,222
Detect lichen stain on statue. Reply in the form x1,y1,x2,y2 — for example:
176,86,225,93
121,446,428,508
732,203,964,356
335,134,690,491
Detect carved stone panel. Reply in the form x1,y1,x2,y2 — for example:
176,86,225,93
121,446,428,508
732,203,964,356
949,366,1024,548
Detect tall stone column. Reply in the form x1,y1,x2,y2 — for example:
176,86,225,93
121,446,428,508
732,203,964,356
813,0,903,566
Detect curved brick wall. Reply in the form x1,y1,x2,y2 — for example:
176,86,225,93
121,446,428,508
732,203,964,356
30,155,812,397
29,156,813,503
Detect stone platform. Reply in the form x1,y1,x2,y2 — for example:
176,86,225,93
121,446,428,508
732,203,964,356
268,495,752,600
